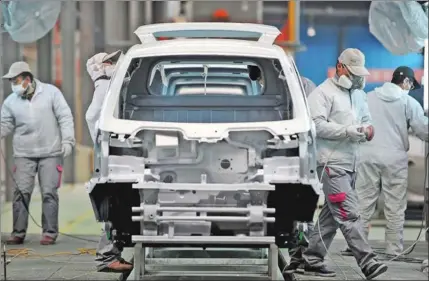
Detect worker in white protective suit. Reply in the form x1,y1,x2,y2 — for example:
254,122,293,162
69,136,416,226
342,66,428,256
85,51,132,273
1,61,75,246
369,1,428,55
295,48,388,280
85,50,121,143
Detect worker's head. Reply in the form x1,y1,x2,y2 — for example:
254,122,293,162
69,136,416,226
102,50,122,76
2,61,33,95
391,66,421,93
335,48,370,90
212,9,230,22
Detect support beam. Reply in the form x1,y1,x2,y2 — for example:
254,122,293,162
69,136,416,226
104,1,128,52
36,32,52,83
79,1,96,147
287,0,301,52
61,1,76,183
1,28,21,202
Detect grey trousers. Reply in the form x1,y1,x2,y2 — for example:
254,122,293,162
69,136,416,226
95,223,122,270
355,159,408,255
12,156,63,239
302,166,378,272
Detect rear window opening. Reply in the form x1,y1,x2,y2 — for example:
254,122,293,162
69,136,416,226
117,55,294,123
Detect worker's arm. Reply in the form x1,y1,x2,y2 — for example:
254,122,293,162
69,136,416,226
307,90,347,140
398,1,428,40
85,81,108,143
406,95,429,141
0,102,15,139
52,86,76,147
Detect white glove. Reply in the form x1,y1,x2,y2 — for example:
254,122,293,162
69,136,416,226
62,143,73,158
346,125,366,142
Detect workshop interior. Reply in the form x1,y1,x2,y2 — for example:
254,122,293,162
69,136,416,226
0,1,428,280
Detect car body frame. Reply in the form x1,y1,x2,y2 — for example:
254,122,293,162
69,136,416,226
86,23,321,253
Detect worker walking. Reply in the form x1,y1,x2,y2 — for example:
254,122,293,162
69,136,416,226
1,61,75,245
342,66,428,256
86,51,132,273
298,48,388,279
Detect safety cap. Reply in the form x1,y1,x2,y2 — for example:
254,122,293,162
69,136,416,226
338,48,370,76
102,50,122,63
393,66,421,90
2,61,32,79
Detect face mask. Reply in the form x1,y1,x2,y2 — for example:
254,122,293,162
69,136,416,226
351,76,366,90
337,75,353,89
104,64,116,77
11,82,28,96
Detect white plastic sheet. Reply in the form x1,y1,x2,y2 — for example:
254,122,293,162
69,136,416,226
1,1,61,43
369,1,428,55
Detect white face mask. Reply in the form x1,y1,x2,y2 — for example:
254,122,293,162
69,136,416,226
104,64,116,77
11,82,28,96
337,75,353,89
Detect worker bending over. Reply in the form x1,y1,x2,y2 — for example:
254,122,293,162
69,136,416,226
343,66,428,256
85,51,132,273
297,48,387,280
1,61,75,245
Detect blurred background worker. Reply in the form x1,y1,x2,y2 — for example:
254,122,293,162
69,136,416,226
343,66,429,256
299,48,388,280
85,50,121,142
301,76,317,96
85,51,132,273
0,61,75,246
369,1,428,55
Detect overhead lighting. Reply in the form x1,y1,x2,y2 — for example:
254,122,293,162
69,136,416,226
307,26,316,37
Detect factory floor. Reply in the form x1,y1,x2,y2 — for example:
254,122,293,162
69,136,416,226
0,184,427,280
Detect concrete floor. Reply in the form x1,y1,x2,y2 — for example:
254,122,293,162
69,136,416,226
0,183,427,280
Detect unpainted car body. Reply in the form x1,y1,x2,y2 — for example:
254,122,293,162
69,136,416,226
86,23,321,249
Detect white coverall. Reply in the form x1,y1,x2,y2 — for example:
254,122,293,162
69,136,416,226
302,78,380,273
369,1,428,55
86,53,128,271
356,82,429,255
0,80,75,240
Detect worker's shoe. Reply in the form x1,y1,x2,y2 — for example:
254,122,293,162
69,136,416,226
6,236,24,245
283,261,303,274
98,259,133,273
340,247,354,256
40,236,56,245
363,262,388,280
301,263,336,277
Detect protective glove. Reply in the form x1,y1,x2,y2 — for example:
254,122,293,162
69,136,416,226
358,125,375,141
346,125,366,142
62,143,73,158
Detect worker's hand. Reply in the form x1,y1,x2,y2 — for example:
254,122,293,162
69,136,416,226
362,125,375,141
346,125,366,142
61,143,73,158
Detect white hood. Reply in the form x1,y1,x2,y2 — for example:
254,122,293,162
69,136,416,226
374,82,405,102
86,52,109,81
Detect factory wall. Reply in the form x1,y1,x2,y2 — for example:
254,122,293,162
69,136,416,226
295,23,424,93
